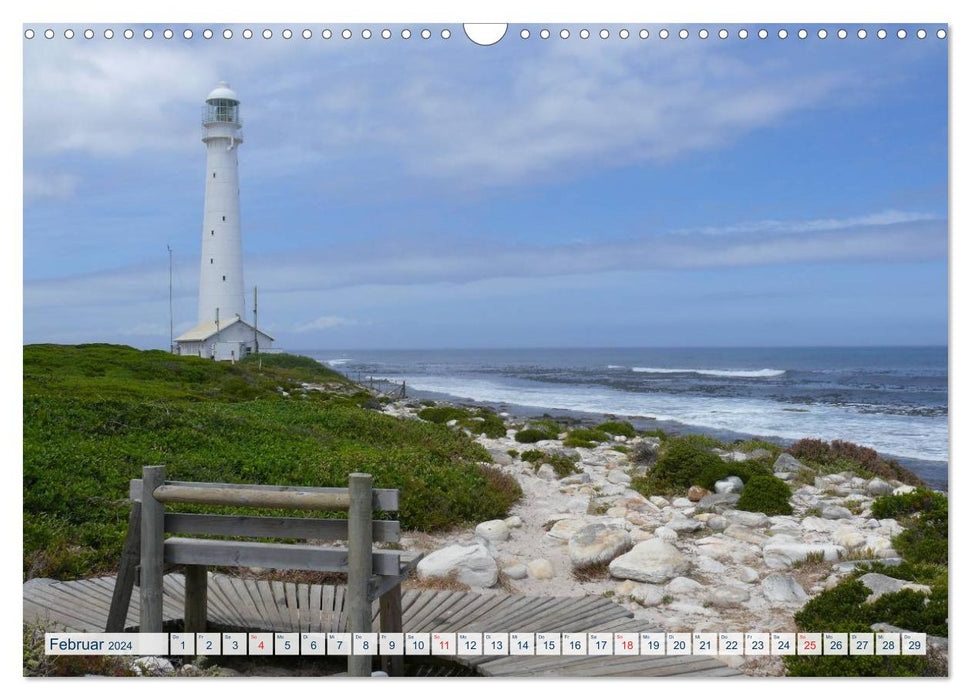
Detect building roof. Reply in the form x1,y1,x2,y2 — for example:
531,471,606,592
174,316,274,343
206,81,239,103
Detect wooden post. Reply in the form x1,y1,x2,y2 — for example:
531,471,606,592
105,501,141,632
184,565,208,633
139,465,166,633
346,472,373,677
379,585,404,676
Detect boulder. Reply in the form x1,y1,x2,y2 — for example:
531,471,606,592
672,497,694,508
560,472,590,485
536,464,557,480
687,485,710,502
666,517,705,533
475,519,510,543
649,496,670,508
746,448,773,460
568,524,632,567
773,453,807,473
697,492,740,512
893,484,917,496
666,576,704,594
762,538,846,569
626,582,666,607
832,527,866,550
706,515,728,531
822,505,853,520
547,518,589,540
526,558,554,580
859,573,932,604
608,539,688,583
653,526,677,542
418,543,498,587
502,564,528,580
723,524,768,546
726,510,770,528
714,476,744,494
866,478,893,496
761,573,808,603
607,470,632,485
489,449,514,466
504,515,523,529
707,586,750,606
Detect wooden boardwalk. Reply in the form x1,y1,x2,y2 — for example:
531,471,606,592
23,573,741,677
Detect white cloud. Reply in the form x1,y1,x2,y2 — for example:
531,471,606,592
293,315,359,332
24,172,79,203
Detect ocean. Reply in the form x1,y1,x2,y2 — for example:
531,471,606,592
303,347,948,488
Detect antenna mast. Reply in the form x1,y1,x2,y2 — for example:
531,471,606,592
253,286,259,357
167,245,174,353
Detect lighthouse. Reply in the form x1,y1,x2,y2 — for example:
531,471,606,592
198,81,245,325
174,82,273,360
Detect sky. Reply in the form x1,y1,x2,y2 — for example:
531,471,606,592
22,23,948,350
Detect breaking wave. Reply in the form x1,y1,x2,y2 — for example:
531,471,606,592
631,367,786,378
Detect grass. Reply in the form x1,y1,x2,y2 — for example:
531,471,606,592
571,561,611,582
23,344,522,580
416,405,507,438
563,427,610,448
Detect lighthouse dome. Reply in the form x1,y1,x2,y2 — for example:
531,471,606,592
206,82,239,103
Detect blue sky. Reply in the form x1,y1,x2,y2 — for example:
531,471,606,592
23,24,948,349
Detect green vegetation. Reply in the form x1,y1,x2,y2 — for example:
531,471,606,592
785,486,948,676
630,437,724,496
563,427,610,448
514,424,559,443
735,475,793,516
596,420,636,438
416,405,506,438
23,344,522,580
788,438,926,487
696,459,771,491
520,449,545,464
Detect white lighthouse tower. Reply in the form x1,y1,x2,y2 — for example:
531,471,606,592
174,82,273,360
198,81,245,325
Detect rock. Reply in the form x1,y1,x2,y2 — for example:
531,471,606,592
418,543,498,587
536,464,557,480
761,573,808,603
773,453,807,473
738,566,760,583
706,515,728,531
666,576,704,594
762,539,846,569
132,657,175,675
697,492,740,512
649,496,670,508
859,573,932,604
489,449,514,466
527,558,554,580
672,497,693,508
475,519,510,543
774,472,794,481
747,448,773,460
606,470,632,486
726,510,770,528
504,515,523,529
502,564,528,580
560,472,590,485
866,478,892,496
822,505,853,520
707,586,750,605
687,485,710,502
627,582,666,607
893,484,917,496
666,517,704,533
801,516,837,532
724,524,769,546
714,476,744,494
694,555,727,574
833,527,867,550
653,526,677,542
547,518,588,540
834,558,903,573
608,539,689,583
569,524,632,567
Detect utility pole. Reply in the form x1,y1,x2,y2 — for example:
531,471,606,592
167,245,174,353
253,286,259,357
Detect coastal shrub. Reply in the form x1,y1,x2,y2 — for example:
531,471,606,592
515,428,555,443
612,445,631,454
417,406,470,424
528,419,564,435
23,345,524,579
893,512,948,565
238,353,348,383
634,437,724,494
596,421,636,438
677,433,721,450
630,441,659,466
458,408,507,439
639,428,667,441
563,428,610,448
521,449,545,464
736,475,793,516
788,438,925,487
540,451,581,478
871,490,947,520
696,460,770,491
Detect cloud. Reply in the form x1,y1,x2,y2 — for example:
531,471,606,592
293,315,359,332
24,172,79,203
24,211,945,312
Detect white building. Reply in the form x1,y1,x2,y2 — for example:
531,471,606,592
175,82,273,360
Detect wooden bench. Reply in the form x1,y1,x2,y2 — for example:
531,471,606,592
106,465,422,676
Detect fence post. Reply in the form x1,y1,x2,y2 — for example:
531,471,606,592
139,465,166,633
105,501,141,632
379,585,404,676
184,565,208,633
347,472,373,677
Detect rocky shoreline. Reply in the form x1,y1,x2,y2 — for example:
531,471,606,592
382,399,932,677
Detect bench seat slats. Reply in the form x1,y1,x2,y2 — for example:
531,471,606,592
164,537,403,576
131,479,399,511
164,512,401,543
